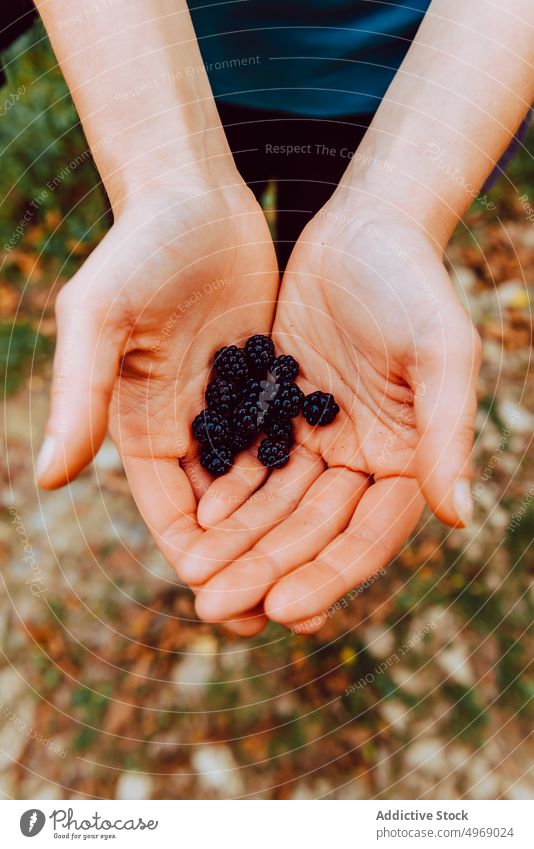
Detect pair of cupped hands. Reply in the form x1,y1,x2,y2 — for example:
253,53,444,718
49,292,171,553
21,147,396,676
37,165,481,638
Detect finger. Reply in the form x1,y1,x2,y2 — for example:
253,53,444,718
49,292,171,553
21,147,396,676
121,450,266,635
36,284,127,489
222,605,269,637
179,447,324,585
265,476,424,623
197,445,268,528
121,453,203,580
289,613,328,635
180,449,214,503
410,318,481,527
123,454,242,636
195,468,369,622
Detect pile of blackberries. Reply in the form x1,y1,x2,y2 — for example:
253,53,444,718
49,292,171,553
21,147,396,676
192,335,340,476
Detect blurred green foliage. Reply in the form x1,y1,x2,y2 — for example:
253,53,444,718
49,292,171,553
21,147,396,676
1,25,108,394
0,24,108,260
0,318,50,393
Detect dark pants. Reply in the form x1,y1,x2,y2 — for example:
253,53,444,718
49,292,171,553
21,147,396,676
216,102,374,270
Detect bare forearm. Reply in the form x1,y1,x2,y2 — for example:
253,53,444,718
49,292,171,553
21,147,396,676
35,0,236,209
342,0,534,247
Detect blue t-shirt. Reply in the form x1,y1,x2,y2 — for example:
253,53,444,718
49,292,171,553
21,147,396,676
189,0,431,116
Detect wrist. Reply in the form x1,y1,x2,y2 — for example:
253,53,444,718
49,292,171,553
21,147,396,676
95,112,241,214
35,0,241,213
336,141,461,253
307,190,447,292
106,163,257,239
320,182,442,252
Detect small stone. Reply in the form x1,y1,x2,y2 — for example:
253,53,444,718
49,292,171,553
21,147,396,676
362,624,395,657
380,700,409,732
452,266,478,294
506,782,533,800
32,781,62,800
404,739,445,777
498,399,533,435
437,644,475,687
432,778,461,800
390,665,429,696
334,776,368,800
445,744,471,771
291,783,314,800
0,667,29,703
115,772,153,800
192,744,244,797
496,280,529,309
93,439,123,472
468,768,500,800
172,636,218,698
0,696,35,771
219,643,250,673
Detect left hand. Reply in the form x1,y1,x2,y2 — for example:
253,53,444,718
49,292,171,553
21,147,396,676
37,177,279,638
183,191,481,631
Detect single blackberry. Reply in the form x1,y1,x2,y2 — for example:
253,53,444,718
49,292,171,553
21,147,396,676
270,354,299,382
240,377,261,405
245,334,275,370
258,437,290,469
232,399,260,435
229,428,252,453
213,345,249,384
200,445,233,477
205,378,238,417
262,413,294,444
270,380,304,418
302,391,340,426
192,409,230,447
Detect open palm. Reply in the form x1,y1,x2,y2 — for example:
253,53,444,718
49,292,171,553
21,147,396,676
187,202,481,631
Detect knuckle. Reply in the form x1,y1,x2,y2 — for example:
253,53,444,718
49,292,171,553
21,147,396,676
55,279,117,328
54,282,76,320
454,420,475,452
457,317,482,362
471,325,483,365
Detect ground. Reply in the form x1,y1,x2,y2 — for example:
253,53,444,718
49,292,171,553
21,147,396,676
0,26,532,800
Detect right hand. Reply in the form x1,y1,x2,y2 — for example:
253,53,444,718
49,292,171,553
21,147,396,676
36,174,279,636
187,196,480,631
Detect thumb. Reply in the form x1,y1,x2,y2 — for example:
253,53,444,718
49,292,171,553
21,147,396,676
36,284,126,489
409,320,482,527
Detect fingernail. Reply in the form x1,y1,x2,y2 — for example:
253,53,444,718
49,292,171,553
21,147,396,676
453,478,473,527
36,436,56,481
